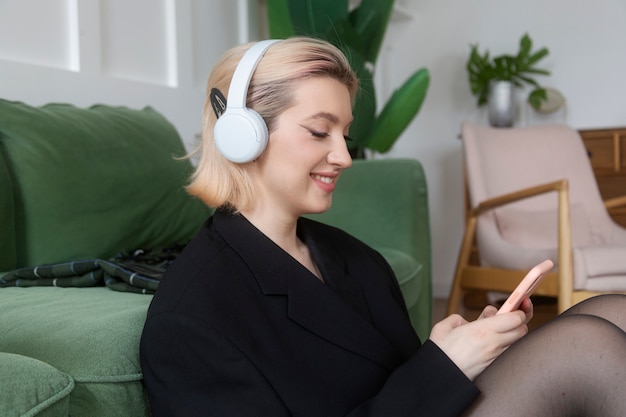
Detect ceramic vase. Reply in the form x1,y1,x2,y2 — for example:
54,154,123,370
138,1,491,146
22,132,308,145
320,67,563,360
487,80,515,127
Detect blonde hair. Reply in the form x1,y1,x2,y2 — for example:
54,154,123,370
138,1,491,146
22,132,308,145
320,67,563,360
186,37,358,212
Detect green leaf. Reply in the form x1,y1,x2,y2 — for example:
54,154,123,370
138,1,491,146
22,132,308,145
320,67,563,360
515,74,541,87
347,47,376,151
267,0,295,38
349,0,395,64
365,68,430,153
528,88,548,109
287,0,348,37
526,48,550,66
322,17,365,57
519,33,532,59
349,77,376,153
521,68,551,76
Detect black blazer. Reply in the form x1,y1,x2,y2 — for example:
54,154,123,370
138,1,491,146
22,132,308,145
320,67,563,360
140,210,478,416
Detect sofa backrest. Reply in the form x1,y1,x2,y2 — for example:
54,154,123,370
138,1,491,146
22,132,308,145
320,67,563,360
0,99,211,271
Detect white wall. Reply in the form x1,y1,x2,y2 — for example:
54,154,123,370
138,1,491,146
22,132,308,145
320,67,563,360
380,0,626,297
0,0,243,149
2,0,625,298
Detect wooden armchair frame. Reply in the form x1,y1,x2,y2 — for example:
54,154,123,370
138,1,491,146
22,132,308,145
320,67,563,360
447,176,626,317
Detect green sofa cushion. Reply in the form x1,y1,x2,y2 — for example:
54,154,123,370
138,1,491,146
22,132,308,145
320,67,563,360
0,287,152,417
0,352,74,417
0,148,17,271
0,99,210,269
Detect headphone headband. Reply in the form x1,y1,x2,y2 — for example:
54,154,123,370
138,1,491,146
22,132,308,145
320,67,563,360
227,39,281,109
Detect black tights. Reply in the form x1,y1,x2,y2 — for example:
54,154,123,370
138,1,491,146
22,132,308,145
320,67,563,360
463,294,626,416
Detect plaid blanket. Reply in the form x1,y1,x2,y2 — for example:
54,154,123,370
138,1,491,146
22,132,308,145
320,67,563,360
0,245,184,294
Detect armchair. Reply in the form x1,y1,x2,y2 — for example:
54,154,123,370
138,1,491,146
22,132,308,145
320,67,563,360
447,122,626,316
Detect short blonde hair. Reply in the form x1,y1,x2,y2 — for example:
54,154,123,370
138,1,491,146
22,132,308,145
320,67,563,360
186,37,358,211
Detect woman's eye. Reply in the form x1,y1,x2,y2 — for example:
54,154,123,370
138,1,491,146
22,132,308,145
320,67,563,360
344,135,354,142
310,130,329,138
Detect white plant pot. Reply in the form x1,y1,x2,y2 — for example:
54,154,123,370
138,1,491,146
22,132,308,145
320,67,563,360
488,80,515,127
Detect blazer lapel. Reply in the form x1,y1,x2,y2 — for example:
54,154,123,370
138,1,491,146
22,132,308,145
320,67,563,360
286,270,401,371
213,210,406,371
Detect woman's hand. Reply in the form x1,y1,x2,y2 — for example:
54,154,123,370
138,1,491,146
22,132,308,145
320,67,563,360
429,298,533,381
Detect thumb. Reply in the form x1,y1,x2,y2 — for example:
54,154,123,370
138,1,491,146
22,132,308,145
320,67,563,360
443,313,470,329
478,305,498,319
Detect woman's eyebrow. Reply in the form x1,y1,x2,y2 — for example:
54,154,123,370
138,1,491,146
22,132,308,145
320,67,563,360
305,112,339,123
305,112,353,125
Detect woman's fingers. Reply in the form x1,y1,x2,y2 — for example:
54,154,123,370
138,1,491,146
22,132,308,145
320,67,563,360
429,311,529,380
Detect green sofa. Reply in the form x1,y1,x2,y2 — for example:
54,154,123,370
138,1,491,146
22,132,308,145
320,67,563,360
0,98,431,416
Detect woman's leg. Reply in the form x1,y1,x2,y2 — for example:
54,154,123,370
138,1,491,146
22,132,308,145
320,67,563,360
561,294,626,331
462,295,626,416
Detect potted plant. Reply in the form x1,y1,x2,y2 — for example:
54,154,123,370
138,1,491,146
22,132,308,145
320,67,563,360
267,0,429,158
466,33,551,126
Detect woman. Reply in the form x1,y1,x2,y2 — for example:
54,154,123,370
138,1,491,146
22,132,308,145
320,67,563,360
140,37,626,416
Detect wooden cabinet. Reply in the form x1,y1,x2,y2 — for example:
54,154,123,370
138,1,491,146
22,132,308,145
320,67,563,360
578,127,626,228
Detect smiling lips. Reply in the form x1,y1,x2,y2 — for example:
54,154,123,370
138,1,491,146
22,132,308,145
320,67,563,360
311,173,338,192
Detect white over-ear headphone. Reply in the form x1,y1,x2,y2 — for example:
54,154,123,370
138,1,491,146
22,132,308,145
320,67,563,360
213,39,281,163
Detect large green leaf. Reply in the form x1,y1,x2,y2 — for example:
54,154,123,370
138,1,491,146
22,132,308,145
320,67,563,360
267,0,295,38
349,0,395,64
268,0,349,38
286,0,348,37
266,0,429,157
322,17,365,60
366,68,430,153
345,45,376,153
349,76,376,152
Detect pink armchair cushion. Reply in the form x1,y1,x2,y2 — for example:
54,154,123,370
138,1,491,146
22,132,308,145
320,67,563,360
574,246,626,291
495,204,602,249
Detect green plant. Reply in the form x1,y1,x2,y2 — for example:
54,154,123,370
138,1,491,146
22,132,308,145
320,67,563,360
466,33,551,109
267,0,429,158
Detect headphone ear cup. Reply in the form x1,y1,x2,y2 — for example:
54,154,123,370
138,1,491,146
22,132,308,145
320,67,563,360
214,107,268,163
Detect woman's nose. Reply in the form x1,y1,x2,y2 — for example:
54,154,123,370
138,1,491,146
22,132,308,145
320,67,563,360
327,137,353,168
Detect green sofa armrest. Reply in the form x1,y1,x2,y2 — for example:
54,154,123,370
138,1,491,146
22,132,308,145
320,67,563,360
309,158,432,340
0,287,152,417
0,352,74,417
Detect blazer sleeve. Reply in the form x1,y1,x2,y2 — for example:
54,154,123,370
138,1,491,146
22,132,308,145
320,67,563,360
142,310,477,417
352,340,479,416
344,247,479,416
141,312,291,417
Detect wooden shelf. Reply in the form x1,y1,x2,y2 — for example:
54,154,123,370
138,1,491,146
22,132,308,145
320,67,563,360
579,127,626,228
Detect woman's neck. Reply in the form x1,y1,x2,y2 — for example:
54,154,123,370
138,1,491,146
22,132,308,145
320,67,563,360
240,209,323,281
240,208,299,254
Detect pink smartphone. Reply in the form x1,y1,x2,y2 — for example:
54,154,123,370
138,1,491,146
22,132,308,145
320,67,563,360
496,259,554,314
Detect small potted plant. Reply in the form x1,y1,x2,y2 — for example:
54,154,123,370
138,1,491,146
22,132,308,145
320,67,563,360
466,33,551,126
